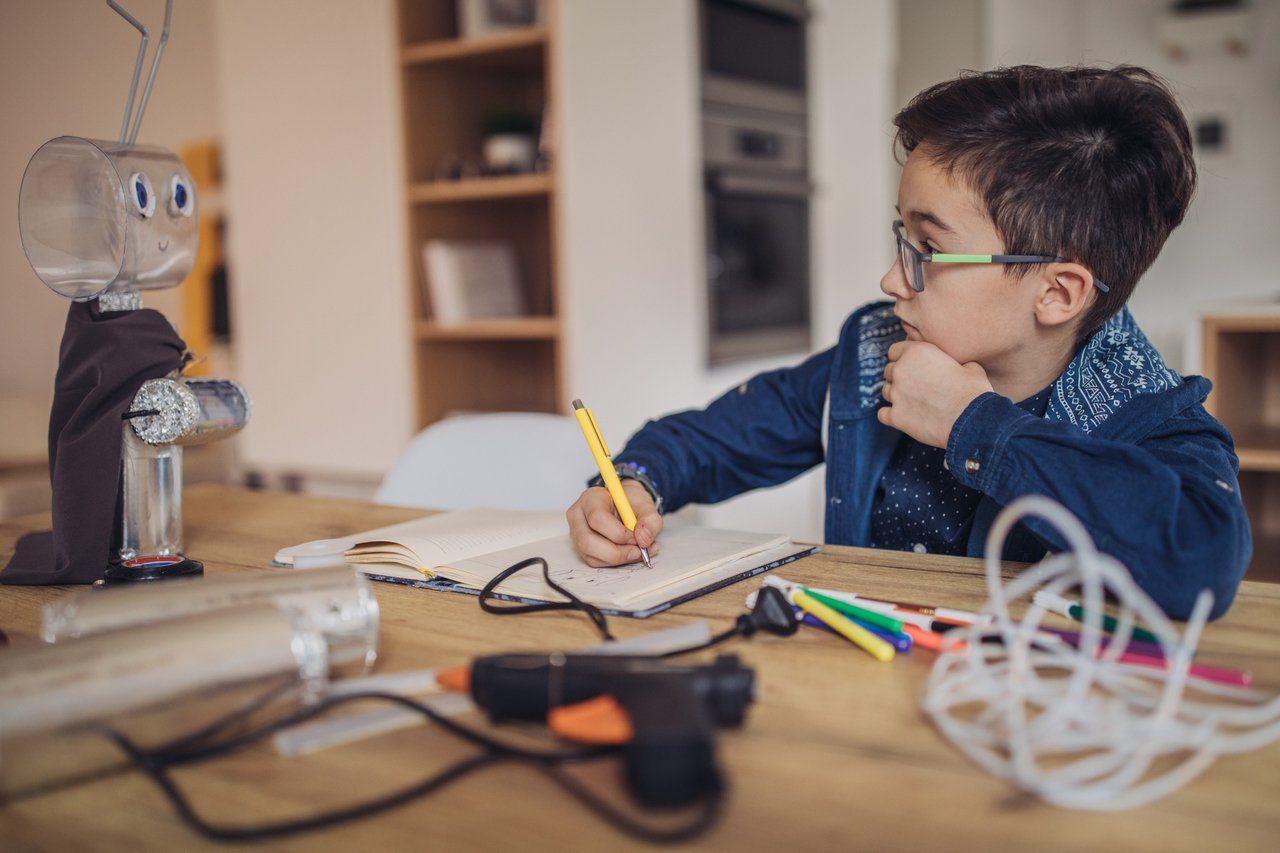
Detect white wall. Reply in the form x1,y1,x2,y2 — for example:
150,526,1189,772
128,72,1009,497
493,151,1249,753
211,0,415,479
1076,0,1280,373
897,0,982,106
0,0,219,436
983,0,1085,69
898,0,1280,372
557,0,896,542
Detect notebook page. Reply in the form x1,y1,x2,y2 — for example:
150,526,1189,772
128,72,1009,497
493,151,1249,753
618,541,813,614
440,527,787,610
343,508,567,570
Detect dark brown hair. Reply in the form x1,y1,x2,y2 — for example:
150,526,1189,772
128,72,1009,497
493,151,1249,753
893,65,1196,344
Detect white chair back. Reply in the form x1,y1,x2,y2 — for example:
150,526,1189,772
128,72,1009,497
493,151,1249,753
376,412,589,512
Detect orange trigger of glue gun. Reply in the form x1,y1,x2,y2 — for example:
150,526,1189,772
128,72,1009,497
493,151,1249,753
439,664,635,743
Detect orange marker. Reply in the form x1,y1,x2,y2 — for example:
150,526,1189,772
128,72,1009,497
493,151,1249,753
903,624,965,653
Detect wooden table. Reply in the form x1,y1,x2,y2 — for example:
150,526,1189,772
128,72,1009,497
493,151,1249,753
2,485,1278,852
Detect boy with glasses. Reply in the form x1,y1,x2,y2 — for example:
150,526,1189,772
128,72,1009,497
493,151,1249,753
566,65,1250,620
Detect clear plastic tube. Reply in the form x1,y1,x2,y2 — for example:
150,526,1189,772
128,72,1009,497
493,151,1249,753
42,565,379,671
0,605,327,798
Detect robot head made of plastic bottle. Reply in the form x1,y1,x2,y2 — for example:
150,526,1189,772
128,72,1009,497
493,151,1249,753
17,0,197,304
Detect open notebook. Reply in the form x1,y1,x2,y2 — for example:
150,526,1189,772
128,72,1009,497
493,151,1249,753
274,509,817,618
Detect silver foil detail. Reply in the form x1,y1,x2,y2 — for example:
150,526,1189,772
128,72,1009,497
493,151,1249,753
130,378,200,444
98,289,142,312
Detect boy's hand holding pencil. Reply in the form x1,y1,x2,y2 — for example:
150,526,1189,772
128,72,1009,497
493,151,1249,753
567,479,664,568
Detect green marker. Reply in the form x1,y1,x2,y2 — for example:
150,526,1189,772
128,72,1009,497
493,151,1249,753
805,588,907,635
1034,590,1161,646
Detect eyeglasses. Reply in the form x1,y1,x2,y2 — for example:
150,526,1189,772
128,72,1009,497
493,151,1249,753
893,220,1110,294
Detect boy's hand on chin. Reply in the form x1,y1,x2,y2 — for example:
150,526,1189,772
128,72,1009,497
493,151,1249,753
877,341,994,449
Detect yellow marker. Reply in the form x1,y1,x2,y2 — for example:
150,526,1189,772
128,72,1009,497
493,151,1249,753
572,399,652,568
792,588,896,662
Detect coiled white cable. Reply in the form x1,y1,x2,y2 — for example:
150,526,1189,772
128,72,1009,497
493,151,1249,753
921,495,1280,810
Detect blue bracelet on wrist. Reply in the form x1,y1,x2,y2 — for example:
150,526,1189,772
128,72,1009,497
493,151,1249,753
588,462,664,515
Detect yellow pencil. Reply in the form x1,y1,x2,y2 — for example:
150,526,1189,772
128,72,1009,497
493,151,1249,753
791,588,896,662
572,398,652,568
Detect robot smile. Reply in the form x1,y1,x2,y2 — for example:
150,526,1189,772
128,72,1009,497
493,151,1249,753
158,240,169,252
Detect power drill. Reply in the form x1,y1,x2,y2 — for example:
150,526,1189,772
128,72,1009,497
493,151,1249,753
438,653,755,807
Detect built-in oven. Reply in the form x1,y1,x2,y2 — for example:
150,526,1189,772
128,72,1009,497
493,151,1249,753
705,150,811,365
701,0,807,114
700,0,810,366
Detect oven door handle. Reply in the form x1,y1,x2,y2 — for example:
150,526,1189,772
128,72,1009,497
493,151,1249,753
711,172,812,199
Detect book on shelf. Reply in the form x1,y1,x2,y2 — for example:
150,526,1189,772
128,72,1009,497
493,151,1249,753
421,239,526,325
274,508,817,618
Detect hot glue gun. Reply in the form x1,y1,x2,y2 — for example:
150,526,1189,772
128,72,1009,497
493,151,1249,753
437,653,755,807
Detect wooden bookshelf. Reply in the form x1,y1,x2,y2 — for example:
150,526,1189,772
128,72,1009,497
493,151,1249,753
396,1,562,427
1203,310,1280,582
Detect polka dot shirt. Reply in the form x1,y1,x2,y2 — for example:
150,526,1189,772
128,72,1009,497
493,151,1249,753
869,386,1053,556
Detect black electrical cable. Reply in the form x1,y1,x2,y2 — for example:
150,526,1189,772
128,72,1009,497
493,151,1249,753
537,762,726,845
478,556,615,640
137,679,302,757
109,730,505,842
478,557,800,657
104,690,724,844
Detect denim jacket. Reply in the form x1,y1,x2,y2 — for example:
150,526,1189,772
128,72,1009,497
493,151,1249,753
616,301,1252,620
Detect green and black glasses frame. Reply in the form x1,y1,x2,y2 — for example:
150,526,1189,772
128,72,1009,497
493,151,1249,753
893,220,1110,293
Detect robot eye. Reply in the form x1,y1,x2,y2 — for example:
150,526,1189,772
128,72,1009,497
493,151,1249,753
168,174,194,217
130,172,155,218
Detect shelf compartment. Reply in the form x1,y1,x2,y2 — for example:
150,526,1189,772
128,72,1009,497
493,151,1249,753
1245,531,1280,584
409,174,552,204
1240,470,1280,582
416,317,559,341
415,338,559,424
409,198,554,320
1235,427,1280,472
402,63,545,185
402,28,547,71
399,0,458,44
1203,320,1280,450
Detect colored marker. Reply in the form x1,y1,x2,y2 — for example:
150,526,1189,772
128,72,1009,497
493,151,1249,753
1038,627,1172,660
805,587,963,634
808,585,992,627
761,577,957,641
1034,590,1161,645
804,589,906,634
1113,650,1251,688
793,607,912,652
790,588,896,662
1037,629,1248,687
901,623,964,653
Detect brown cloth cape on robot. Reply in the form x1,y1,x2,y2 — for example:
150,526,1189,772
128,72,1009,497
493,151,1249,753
1,302,185,584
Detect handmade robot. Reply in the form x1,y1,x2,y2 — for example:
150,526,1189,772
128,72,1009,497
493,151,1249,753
11,1,249,583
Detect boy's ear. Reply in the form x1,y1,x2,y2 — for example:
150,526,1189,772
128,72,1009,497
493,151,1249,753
1033,262,1096,329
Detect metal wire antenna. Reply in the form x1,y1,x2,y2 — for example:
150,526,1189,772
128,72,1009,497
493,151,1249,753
128,0,172,144
108,0,148,145
107,0,173,146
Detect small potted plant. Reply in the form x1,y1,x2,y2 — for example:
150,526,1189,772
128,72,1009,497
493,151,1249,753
482,110,538,174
